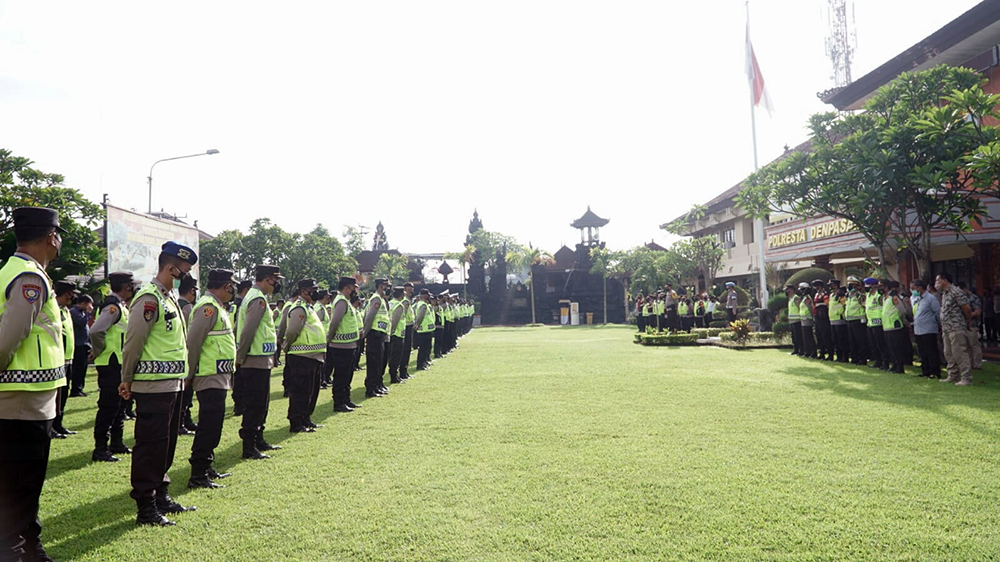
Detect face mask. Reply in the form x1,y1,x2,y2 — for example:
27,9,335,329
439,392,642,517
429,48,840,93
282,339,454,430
224,285,236,303
272,280,283,294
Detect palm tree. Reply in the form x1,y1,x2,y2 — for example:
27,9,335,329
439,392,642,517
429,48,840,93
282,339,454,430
505,246,551,324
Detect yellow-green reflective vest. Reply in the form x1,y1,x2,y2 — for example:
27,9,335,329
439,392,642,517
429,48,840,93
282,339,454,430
677,302,689,315
132,283,187,380
642,303,651,316
330,295,360,344
865,292,883,326
353,305,364,338
287,301,327,355
416,301,435,333
60,306,74,362
314,302,331,332
404,298,415,325
788,296,801,322
0,256,66,391
829,298,846,323
882,296,903,331
192,294,236,376
845,291,865,322
237,287,277,357
94,295,128,366
799,297,813,321
368,293,389,334
388,299,406,338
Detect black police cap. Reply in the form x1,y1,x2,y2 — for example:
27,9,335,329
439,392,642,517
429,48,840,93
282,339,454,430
237,279,253,291
55,281,79,296
298,278,319,290
338,276,358,290
208,269,235,283
108,271,134,284
13,207,67,233
373,278,388,287
255,264,284,278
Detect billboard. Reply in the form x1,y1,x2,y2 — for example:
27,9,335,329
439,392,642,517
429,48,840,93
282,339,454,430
106,204,200,284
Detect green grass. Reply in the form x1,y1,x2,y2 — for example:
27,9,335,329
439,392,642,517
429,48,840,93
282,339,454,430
42,325,1000,560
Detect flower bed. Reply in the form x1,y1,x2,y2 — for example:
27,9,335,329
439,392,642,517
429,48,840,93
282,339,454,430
716,331,792,349
690,328,730,339
637,333,700,346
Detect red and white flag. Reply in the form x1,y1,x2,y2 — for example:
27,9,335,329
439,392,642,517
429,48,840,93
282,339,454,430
745,24,774,116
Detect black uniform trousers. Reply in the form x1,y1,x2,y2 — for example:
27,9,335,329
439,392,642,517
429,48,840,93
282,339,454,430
381,339,390,382
231,368,244,414
402,326,413,374
416,331,432,369
815,315,833,358
285,354,322,428
443,321,452,352
789,321,802,355
831,323,850,362
322,348,335,385
354,336,364,370
94,361,126,451
868,325,887,368
0,418,51,554
238,368,272,448
915,333,942,377
54,363,71,431
800,323,817,358
181,384,195,426
848,320,868,364
364,332,386,392
189,387,227,477
330,347,357,406
667,308,679,331
130,390,182,502
388,335,406,379
434,327,444,357
883,328,907,373
71,345,89,393
636,314,645,332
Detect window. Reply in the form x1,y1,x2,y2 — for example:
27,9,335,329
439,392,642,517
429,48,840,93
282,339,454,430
719,228,736,249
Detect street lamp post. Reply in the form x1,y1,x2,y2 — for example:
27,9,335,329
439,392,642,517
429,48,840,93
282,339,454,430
147,149,220,214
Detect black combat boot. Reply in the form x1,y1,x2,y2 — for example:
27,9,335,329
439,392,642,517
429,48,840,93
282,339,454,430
136,497,174,527
155,484,196,514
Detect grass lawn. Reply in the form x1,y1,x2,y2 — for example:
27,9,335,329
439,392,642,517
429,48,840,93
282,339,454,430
42,325,1000,561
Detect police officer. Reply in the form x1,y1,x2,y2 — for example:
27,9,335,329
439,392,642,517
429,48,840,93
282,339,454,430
90,271,136,462
0,207,67,561
230,279,252,417
882,281,909,374
185,269,238,489
283,279,326,433
725,282,739,323
845,276,868,365
432,294,444,359
52,280,80,439
387,286,408,385
235,265,284,460
864,277,888,371
314,289,333,389
828,280,850,363
414,289,435,371
812,279,833,361
785,284,802,356
119,241,198,526
327,277,362,412
363,278,391,398
402,282,415,377
798,282,817,358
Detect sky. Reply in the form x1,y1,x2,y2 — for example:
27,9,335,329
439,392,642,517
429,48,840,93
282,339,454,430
0,0,985,257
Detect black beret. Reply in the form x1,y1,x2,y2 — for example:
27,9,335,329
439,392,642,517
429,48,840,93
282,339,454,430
13,207,67,233
161,241,198,265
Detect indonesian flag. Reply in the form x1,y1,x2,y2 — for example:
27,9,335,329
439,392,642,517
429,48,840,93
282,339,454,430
746,24,774,116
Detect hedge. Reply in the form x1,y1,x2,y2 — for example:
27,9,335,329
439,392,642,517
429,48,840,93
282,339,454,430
718,331,792,347
637,333,700,346
691,328,730,339
708,320,729,328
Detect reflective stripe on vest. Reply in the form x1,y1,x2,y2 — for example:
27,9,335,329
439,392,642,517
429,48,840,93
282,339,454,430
369,294,389,334
829,298,846,322
882,296,903,331
845,292,865,321
865,293,883,326
287,301,326,354
237,288,277,356
330,295,360,343
192,294,236,376
416,301,436,333
132,284,187,380
0,256,66,391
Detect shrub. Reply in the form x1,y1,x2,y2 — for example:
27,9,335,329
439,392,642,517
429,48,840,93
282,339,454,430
772,321,790,336
737,309,755,320
786,267,833,289
708,320,729,328
767,293,788,315
638,333,700,346
729,319,752,344
691,328,710,339
712,311,727,320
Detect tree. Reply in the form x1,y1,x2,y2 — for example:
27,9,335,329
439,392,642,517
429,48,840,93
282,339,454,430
284,224,357,288
739,65,994,280
0,149,105,281
198,229,244,284
374,253,409,285
672,237,724,291
505,246,552,324
341,225,366,258
240,219,296,280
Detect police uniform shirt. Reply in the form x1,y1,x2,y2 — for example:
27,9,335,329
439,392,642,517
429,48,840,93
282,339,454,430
235,284,275,370
89,294,125,359
414,300,427,327
325,298,356,350
390,303,405,336
121,279,184,394
726,290,738,310
363,294,383,336
186,291,232,392
0,252,59,421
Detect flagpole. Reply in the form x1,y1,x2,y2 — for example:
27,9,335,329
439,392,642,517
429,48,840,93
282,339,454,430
747,0,770,310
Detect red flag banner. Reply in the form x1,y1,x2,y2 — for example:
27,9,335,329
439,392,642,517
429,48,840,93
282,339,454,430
745,24,774,116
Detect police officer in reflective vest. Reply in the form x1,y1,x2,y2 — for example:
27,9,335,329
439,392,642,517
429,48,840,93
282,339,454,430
327,277,362,412
230,279,253,416
864,277,888,371
414,289,435,371
185,269,238,489
53,280,80,439
313,289,333,389
845,276,868,365
119,241,198,526
387,286,409,385
363,278,391,398
235,264,284,460
283,279,326,433
0,207,67,562
828,279,851,363
785,284,802,356
90,270,137,462
402,282,415,372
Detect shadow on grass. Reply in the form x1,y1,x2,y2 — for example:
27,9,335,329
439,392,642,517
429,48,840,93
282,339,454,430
778,358,1000,439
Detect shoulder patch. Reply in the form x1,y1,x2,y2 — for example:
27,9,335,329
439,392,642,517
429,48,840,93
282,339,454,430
107,305,119,316
204,307,215,318
22,284,41,303
143,301,157,322
259,300,267,309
